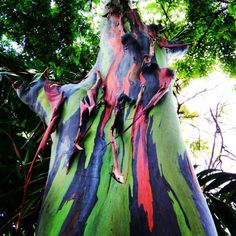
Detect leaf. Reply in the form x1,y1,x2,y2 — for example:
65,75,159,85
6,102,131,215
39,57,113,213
204,174,236,192
198,172,236,187
210,211,228,236
146,2,158,11
197,168,219,180
209,195,236,235
228,4,236,18
219,180,236,194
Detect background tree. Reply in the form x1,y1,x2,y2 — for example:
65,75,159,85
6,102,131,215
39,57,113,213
0,0,236,235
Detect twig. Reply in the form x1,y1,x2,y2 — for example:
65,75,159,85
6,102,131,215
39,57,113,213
180,88,207,107
207,101,236,169
0,128,22,162
177,80,227,115
160,3,172,23
172,28,192,41
208,105,221,168
20,121,43,150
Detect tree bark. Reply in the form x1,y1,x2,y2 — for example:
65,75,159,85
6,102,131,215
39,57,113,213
15,1,217,235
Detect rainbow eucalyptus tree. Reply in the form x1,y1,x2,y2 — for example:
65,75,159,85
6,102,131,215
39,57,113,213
14,0,217,235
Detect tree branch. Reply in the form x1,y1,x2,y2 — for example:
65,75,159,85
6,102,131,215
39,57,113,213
160,3,172,23
209,105,221,168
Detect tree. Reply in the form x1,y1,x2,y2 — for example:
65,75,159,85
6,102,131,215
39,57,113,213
2,0,218,235
0,0,235,235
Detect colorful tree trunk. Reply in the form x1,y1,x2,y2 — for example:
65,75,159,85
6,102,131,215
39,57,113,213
15,1,217,235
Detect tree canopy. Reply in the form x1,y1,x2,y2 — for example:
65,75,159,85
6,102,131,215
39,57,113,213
1,0,236,81
1,0,99,80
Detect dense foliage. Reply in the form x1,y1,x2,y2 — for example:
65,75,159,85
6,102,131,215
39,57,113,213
0,0,99,81
0,0,236,235
1,0,236,80
136,0,236,82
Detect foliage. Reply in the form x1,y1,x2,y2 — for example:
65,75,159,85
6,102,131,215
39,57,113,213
189,139,209,159
197,169,236,235
138,0,236,81
1,0,236,81
0,77,50,234
0,0,99,81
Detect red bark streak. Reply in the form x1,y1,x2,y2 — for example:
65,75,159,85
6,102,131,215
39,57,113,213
36,82,65,153
44,82,65,113
100,14,129,179
103,15,124,106
37,115,59,151
100,106,113,137
139,73,146,86
159,68,173,88
123,73,130,96
17,83,65,229
129,84,154,231
132,103,154,231
137,118,154,232
29,83,65,179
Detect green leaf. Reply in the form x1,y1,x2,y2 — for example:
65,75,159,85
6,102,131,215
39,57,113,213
219,180,236,194
209,195,236,235
204,174,236,192
228,4,236,18
146,2,158,11
198,172,236,188
210,211,228,236
197,169,220,180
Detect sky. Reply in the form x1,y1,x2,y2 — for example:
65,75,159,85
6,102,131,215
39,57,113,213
179,69,236,173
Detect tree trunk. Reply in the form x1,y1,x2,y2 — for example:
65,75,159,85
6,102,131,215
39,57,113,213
15,1,217,235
